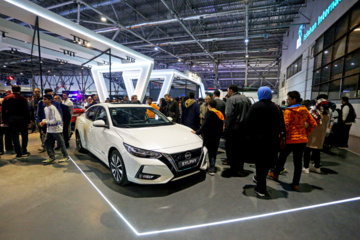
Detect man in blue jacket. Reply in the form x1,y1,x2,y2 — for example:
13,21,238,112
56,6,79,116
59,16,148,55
36,88,63,152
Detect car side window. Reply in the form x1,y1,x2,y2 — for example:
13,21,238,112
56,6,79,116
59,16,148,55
85,106,98,121
95,107,108,124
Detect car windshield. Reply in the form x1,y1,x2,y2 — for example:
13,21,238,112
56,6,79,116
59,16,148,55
109,107,173,128
74,102,85,109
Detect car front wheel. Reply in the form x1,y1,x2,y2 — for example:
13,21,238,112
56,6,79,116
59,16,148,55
76,131,86,153
109,150,128,185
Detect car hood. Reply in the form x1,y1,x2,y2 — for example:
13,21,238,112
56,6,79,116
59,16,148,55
114,124,202,151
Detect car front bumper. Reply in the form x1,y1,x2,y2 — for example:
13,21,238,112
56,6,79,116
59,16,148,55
121,145,208,184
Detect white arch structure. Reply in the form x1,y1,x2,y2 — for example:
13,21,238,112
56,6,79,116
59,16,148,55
122,69,206,103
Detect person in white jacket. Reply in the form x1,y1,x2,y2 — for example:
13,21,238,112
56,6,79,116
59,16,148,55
40,94,69,164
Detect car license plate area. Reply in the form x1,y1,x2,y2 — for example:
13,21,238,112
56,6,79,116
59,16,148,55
177,158,198,169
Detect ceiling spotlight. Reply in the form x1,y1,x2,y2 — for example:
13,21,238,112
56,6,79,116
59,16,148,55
3,65,6,68
48,70,51,73
244,39,249,43
178,59,181,62
86,41,91,47
245,54,249,58
154,46,159,51
101,16,107,22
20,72,23,75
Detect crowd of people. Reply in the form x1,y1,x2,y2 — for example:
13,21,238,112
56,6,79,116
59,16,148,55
145,85,356,196
0,86,73,164
0,85,357,197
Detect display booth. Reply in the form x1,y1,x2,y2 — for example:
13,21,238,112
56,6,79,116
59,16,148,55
0,0,154,102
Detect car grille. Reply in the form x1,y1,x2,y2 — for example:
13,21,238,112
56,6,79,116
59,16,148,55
170,148,202,171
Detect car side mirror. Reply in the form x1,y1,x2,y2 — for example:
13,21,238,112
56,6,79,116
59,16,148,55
93,119,107,128
167,117,173,122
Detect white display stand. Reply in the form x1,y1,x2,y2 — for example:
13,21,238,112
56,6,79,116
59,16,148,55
123,69,206,103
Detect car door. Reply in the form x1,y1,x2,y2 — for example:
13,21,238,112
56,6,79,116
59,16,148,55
83,106,98,151
91,106,109,161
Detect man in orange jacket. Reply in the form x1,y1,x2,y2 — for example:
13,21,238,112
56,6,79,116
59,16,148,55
146,97,160,118
268,91,317,190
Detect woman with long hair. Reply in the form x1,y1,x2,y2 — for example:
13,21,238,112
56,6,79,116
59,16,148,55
159,98,168,116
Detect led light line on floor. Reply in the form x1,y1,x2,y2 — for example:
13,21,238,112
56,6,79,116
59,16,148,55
69,156,360,236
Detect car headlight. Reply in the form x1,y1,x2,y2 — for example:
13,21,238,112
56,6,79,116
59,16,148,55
123,143,162,159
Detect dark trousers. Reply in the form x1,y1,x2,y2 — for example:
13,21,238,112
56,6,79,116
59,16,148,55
0,127,5,153
274,143,306,186
225,130,245,173
304,147,321,168
63,121,70,147
4,127,13,151
338,124,352,147
45,132,68,160
207,143,220,170
9,124,28,156
255,149,277,193
39,125,47,147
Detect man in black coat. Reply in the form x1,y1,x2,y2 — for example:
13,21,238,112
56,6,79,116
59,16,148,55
192,100,224,175
213,90,226,117
182,92,200,130
224,85,252,176
164,94,180,123
244,86,284,197
54,95,71,148
2,85,31,159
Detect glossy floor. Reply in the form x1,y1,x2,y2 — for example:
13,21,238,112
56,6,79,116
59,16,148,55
0,133,360,240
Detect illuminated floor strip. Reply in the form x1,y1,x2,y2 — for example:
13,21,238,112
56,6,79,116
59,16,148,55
345,148,360,157
68,156,139,235
69,156,360,237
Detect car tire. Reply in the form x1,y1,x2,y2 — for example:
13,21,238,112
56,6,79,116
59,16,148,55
109,150,129,186
75,131,86,153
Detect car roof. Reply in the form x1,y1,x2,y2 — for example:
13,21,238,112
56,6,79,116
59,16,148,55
91,103,150,109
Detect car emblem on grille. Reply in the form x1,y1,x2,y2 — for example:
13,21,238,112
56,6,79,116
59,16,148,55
185,152,192,159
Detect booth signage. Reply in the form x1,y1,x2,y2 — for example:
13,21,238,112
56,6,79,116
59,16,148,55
185,70,200,82
126,56,135,62
300,0,342,45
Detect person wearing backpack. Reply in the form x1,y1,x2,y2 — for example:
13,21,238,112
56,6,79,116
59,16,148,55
339,97,357,148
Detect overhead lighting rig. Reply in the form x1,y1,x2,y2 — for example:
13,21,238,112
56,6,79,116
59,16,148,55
71,35,91,47
61,48,76,57
56,58,68,64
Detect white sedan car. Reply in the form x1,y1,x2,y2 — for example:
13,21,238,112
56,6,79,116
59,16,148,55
75,103,207,185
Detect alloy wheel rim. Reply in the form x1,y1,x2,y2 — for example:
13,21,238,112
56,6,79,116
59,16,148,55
111,154,123,181
76,135,81,149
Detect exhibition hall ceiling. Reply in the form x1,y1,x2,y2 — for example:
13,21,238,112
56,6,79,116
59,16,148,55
0,0,306,89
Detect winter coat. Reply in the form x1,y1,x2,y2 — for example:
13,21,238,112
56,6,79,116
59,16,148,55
182,99,200,128
200,103,208,125
225,93,252,131
214,98,226,117
196,109,224,155
2,93,30,126
167,100,180,122
284,105,317,144
244,99,283,149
